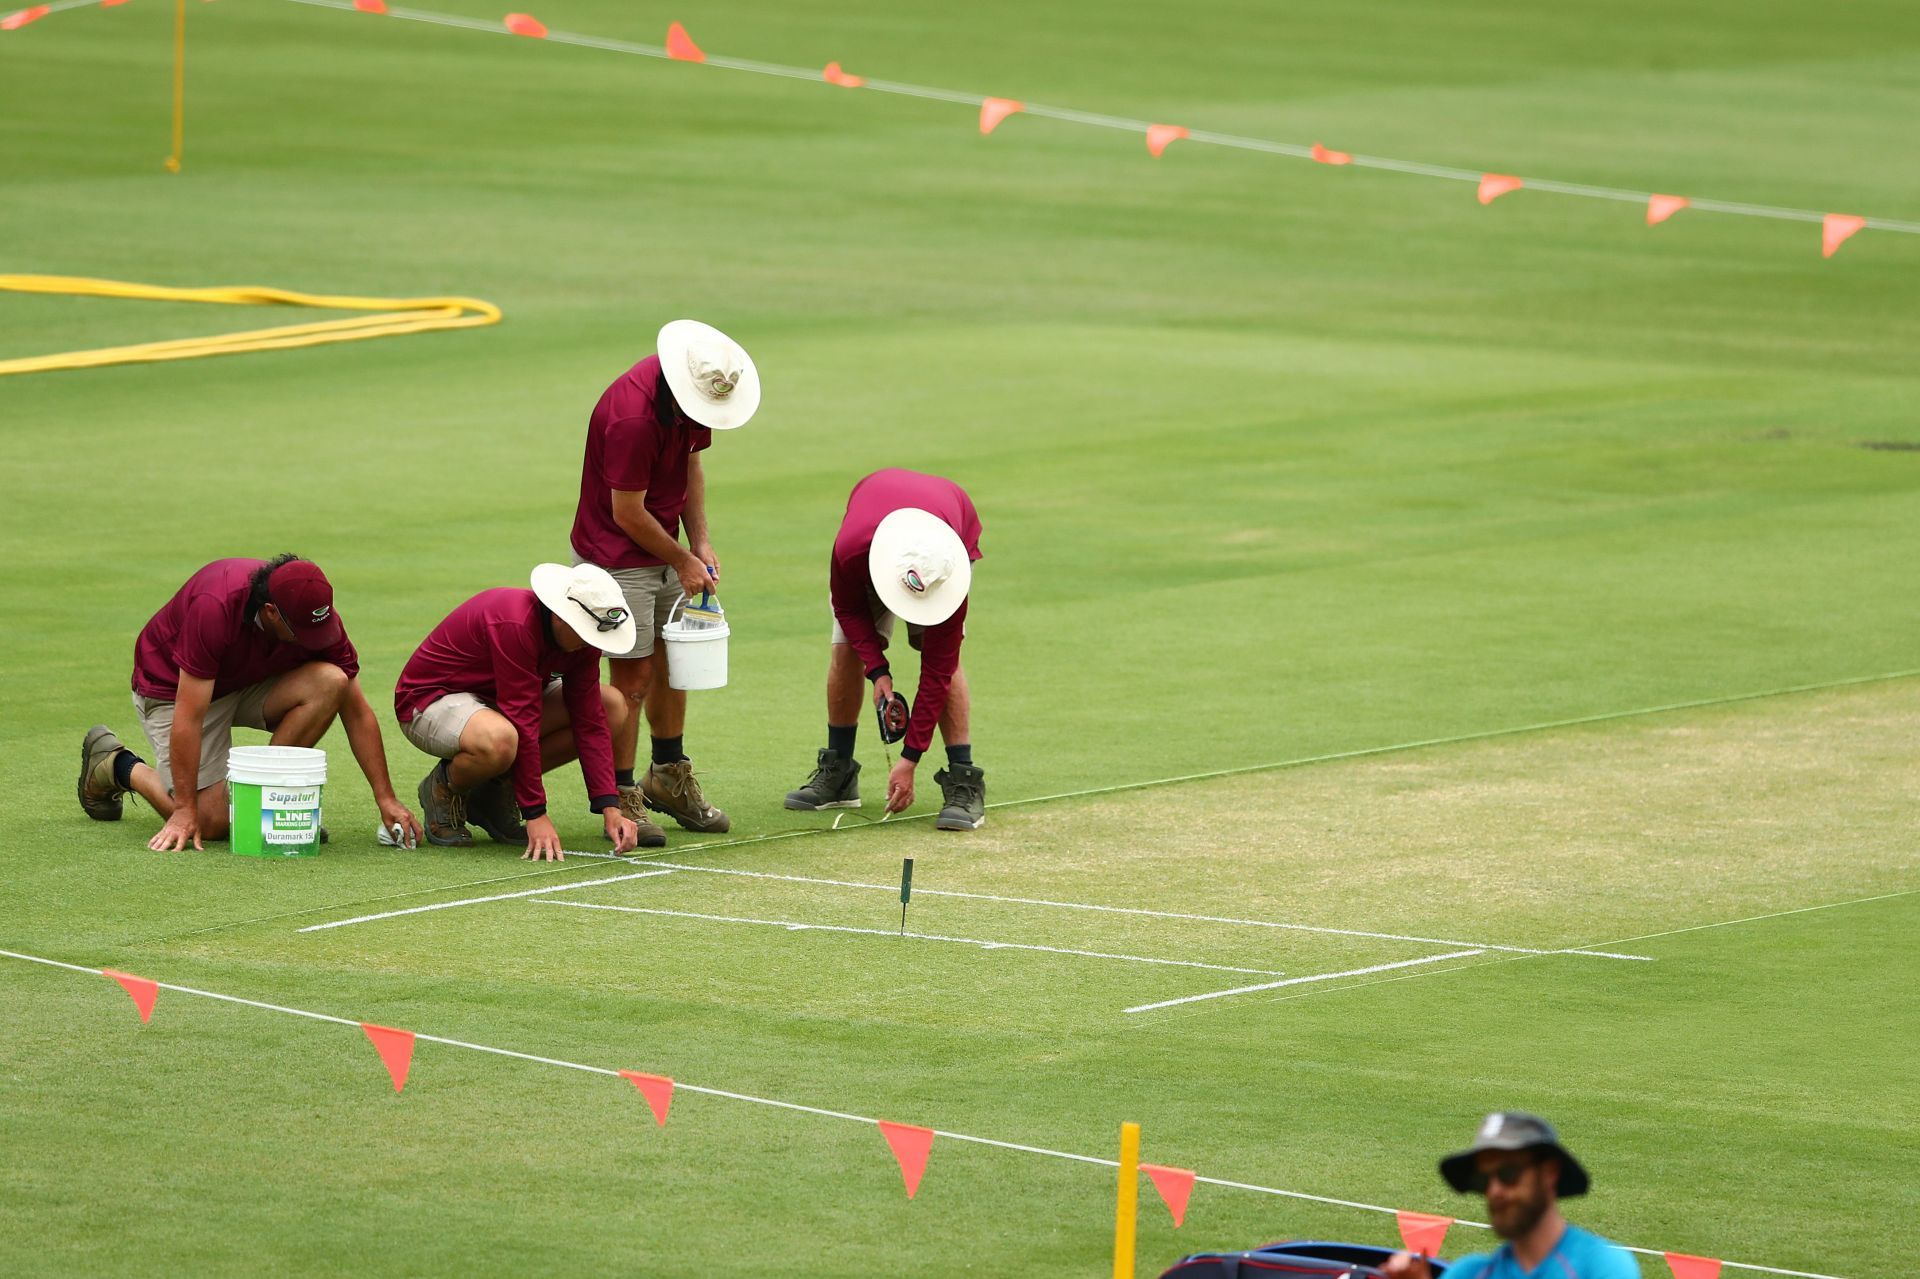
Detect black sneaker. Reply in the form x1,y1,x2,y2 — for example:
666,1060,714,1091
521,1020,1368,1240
784,749,862,810
467,775,528,845
934,763,986,831
78,725,128,821
417,762,474,847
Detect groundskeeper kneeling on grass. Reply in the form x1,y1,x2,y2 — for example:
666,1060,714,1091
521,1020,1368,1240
786,468,986,829
393,565,642,860
1384,1112,1638,1279
77,555,421,851
570,320,758,845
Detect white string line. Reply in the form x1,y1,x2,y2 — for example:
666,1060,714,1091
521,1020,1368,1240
1121,951,1486,1014
532,898,1290,976
621,860,1649,961
251,0,1920,236
295,868,677,932
0,946,1853,1279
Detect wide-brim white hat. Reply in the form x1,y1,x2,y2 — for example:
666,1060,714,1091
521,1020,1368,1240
869,507,971,627
530,562,637,654
658,319,760,430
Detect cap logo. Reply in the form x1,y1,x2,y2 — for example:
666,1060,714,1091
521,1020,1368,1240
688,348,742,402
1479,1114,1505,1139
311,606,332,623
903,569,926,594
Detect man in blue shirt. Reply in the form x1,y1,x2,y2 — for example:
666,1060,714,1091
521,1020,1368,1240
1385,1112,1640,1279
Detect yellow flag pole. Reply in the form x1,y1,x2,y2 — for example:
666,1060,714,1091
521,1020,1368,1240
164,0,185,172
1114,1121,1141,1279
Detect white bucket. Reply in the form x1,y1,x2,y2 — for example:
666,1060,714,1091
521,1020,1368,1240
228,745,327,857
663,595,729,690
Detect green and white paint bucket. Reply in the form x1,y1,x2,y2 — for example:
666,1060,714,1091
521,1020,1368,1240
228,745,327,857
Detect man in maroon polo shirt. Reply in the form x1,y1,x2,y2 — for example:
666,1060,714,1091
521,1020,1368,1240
394,563,641,860
570,319,760,842
76,555,421,851
784,469,987,830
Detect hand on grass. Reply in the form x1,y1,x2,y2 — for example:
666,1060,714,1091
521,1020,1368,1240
523,815,565,861
885,757,916,813
150,808,201,852
377,796,422,849
604,809,639,854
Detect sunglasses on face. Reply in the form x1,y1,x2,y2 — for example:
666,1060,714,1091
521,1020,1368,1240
569,595,629,632
1466,1160,1537,1193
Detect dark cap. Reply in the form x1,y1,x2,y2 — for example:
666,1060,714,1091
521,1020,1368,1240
1439,1112,1590,1198
267,560,344,649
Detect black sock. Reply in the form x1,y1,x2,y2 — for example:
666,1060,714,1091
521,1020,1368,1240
946,744,973,768
615,768,637,788
112,748,143,790
827,724,857,758
651,736,685,767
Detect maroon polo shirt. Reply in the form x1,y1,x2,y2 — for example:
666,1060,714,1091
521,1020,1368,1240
393,588,618,818
570,354,713,569
828,469,983,760
131,558,360,702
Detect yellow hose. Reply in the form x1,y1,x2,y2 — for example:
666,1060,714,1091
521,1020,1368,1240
0,274,502,377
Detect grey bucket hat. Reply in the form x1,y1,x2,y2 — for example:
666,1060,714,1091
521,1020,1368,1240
1439,1112,1590,1197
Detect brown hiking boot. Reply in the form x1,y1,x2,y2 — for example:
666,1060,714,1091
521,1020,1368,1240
78,725,128,821
467,775,528,845
642,760,730,833
615,787,669,850
416,762,474,847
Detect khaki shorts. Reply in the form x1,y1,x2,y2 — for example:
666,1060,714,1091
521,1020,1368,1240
132,678,277,795
579,562,684,660
401,685,568,760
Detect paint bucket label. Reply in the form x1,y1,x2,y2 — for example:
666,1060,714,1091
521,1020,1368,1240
228,746,327,857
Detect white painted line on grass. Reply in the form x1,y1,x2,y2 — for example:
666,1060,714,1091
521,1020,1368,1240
1582,887,1920,949
0,946,1851,1279
296,869,677,932
626,860,1649,961
532,899,1288,976
1123,950,1486,1014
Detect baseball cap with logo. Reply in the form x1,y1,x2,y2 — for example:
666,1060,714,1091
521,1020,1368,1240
1439,1111,1590,1197
267,559,345,649
868,506,972,627
657,319,760,430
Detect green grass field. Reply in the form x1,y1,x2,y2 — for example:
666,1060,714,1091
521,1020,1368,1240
3,0,1917,1274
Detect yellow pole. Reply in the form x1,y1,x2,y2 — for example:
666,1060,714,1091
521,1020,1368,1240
1113,1121,1141,1279
164,0,185,172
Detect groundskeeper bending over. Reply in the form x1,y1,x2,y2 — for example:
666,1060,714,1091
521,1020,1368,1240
786,468,986,829
570,319,759,845
1384,1112,1638,1279
393,564,641,860
77,555,420,851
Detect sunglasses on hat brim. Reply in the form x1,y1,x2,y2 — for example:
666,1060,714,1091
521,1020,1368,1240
569,594,630,633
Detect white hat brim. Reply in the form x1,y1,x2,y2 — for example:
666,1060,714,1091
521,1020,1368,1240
531,563,637,654
658,319,760,430
869,507,972,627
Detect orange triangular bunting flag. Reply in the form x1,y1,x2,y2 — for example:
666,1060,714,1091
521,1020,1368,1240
878,1121,934,1199
353,0,386,11
979,97,1023,135
1666,1253,1722,1279
1311,142,1352,165
102,969,158,1023
1477,173,1523,204
361,1023,415,1092
102,0,133,7
1397,1211,1453,1256
666,20,704,62
1646,193,1689,225
1822,213,1865,258
1146,124,1190,158
823,61,864,88
2,5,50,28
1141,1164,1196,1227
502,12,544,37
620,1071,674,1126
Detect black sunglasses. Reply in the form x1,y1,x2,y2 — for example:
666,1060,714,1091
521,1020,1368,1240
1465,1159,1537,1193
569,595,629,633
